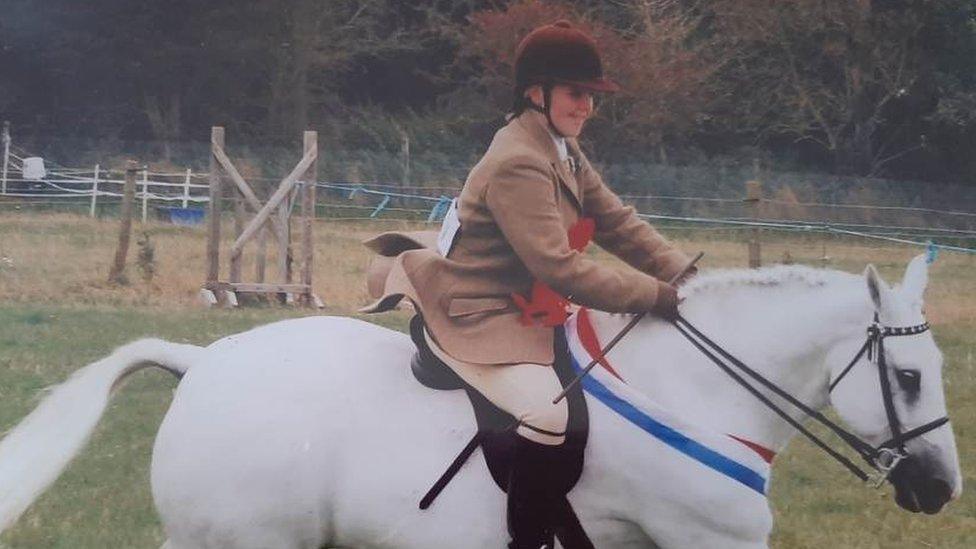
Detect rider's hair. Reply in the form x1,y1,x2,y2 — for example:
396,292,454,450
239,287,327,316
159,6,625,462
510,81,552,118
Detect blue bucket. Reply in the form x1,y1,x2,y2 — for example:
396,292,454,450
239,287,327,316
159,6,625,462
158,206,206,226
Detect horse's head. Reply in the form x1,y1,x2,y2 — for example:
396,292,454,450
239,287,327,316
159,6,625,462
826,254,961,514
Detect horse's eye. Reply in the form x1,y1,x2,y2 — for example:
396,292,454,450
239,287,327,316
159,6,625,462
896,369,921,392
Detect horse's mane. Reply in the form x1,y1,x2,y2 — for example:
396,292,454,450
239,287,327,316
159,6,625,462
680,264,855,298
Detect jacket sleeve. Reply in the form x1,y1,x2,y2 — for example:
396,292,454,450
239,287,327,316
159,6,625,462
577,154,692,283
485,155,667,313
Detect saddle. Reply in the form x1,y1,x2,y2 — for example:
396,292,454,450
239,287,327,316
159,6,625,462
408,314,593,548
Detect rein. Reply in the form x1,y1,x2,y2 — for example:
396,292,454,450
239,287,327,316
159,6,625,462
673,313,949,486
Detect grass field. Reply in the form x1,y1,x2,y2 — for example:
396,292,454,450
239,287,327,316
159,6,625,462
0,212,973,548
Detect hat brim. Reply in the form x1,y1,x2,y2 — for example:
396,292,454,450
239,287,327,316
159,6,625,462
553,77,621,93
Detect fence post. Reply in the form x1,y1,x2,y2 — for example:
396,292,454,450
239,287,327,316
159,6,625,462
108,161,138,284
207,127,223,286
229,174,244,283
255,223,267,283
182,168,191,208
301,131,318,304
141,168,149,223
1,121,10,195
276,195,291,285
746,179,763,268
89,164,100,218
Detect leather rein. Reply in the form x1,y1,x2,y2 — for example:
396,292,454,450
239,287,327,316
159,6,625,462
672,313,949,487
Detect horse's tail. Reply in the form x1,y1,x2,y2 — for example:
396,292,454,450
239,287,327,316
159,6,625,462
0,338,203,533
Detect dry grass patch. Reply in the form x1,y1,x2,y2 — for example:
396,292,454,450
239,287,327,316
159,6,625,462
3,212,974,322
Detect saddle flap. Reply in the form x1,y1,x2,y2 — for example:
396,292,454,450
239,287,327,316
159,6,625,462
409,314,589,497
408,314,466,391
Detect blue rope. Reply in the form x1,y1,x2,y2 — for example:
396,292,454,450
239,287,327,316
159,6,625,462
427,196,452,222
370,195,391,218
314,181,976,256
322,182,444,203
926,241,940,264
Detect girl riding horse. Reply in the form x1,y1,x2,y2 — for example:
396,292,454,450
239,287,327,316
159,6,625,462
364,20,695,549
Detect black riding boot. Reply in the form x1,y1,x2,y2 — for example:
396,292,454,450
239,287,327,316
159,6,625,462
506,436,562,549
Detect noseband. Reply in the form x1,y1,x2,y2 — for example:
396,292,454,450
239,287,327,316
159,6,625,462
673,313,950,487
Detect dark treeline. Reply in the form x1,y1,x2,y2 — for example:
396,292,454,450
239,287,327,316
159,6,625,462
1,0,975,184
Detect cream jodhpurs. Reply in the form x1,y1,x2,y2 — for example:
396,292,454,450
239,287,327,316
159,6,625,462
423,328,569,445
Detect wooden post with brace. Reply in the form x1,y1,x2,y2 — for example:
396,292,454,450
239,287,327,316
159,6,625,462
300,131,321,307
200,126,323,308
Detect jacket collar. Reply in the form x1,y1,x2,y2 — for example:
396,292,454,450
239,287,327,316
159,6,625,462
513,110,583,210
514,110,562,163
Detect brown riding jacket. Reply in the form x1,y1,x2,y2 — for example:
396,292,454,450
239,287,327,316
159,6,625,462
362,110,690,365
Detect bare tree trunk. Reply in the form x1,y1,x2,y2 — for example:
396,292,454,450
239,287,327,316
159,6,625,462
267,1,314,136
846,0,876,175
267,46,291,135
144,93,182,162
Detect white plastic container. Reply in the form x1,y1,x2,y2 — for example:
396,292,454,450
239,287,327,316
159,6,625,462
22,157,46,180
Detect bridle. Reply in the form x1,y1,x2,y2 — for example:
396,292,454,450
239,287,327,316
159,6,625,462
673,313,950,487
827,314,949,483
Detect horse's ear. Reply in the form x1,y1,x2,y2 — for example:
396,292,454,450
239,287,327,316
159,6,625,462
864,264,890,312
901,253,929,304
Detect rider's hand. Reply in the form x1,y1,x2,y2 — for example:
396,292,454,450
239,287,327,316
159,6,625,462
651,282,680,320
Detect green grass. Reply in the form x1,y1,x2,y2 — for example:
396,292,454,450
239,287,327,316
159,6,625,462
0,304,972,548
0,212,974,547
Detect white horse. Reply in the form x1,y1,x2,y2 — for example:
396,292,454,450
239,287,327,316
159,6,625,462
0,255,961,548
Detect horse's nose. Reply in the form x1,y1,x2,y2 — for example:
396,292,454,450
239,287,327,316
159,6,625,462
890,456,954,514
917,478,952,514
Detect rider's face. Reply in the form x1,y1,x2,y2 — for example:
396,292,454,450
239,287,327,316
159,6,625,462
526,84,595,137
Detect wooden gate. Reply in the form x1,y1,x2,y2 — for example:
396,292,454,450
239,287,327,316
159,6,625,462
201,126,323,308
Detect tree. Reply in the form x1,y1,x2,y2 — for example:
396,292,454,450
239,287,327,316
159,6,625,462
591,0,717,162
705,0,952,176
3,0,971,181
453,0,716,161
916,0,976,180
254,0,426,135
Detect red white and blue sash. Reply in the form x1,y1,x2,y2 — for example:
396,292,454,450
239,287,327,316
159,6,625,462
565,309,771,495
